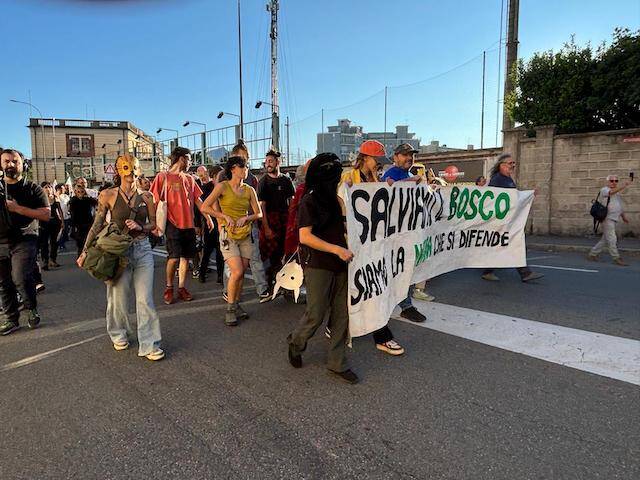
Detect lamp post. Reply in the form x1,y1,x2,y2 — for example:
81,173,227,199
157,127,179,152
255,100,279,150
10,98,47,180
217,112,242,144
183,121,208,165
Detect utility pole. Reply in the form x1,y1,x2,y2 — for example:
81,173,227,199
383,86,388,151
268,0,280,149
502,0,519,133
321,108,324,152
237,0,245,138
285,115,290,166
481,51,486,149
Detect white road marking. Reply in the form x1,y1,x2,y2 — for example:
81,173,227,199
0,334,106,372
526,255,554,261
529,264,598,273
0,298,261,371
396,302,640,386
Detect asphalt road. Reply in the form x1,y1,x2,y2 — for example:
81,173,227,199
0,247,638,480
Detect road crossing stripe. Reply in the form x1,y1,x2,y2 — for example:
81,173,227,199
397,301,640,386
528,264,598,273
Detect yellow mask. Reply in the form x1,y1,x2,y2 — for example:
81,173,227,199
116,154,140,178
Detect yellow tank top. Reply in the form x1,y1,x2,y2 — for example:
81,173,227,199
219,181,252,240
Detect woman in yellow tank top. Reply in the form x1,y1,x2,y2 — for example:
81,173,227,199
201,155,262,326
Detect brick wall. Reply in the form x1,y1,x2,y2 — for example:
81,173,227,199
504,126,640,236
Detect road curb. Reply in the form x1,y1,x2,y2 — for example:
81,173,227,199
528,242,640,257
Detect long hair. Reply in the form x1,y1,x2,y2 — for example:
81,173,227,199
490,153,512,178
224,155,247,181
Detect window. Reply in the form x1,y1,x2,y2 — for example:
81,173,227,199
66,134,95,157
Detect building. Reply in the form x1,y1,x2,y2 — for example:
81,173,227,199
317,119,364,162
317,119,421,162
27,118,160,184
363,125,420,155
419,140,467,154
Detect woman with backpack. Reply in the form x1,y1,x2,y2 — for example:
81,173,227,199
76,154,164,361
201,155,263,326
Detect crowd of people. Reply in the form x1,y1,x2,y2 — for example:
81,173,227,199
0,141,631,384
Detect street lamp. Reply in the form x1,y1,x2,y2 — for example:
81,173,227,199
156,127,179,136
10,98,47,179
183,120,207,131
255,100,273,109
217,111,241,120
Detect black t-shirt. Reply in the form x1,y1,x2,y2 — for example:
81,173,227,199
69,196,97,227
196,180,215,227
0,179,49,243
297,194,348,272
258,174,295,214
489,173,516,189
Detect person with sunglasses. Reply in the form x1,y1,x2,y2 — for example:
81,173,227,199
481,153,544,282
201,156,263,326
588,175,632,266
77,154,164,360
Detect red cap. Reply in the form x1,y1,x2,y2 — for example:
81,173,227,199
359,140,386,157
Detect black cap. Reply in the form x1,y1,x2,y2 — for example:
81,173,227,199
394,143,419,155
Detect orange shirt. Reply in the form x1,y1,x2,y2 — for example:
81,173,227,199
151,172,203,229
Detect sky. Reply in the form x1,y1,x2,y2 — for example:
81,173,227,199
1,0,638,161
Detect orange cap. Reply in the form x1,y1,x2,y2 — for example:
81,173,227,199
359,140,386,157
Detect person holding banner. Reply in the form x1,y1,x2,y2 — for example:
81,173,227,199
380,144,427,324
287,153,359,384
339,140,405,356
481,153,544,282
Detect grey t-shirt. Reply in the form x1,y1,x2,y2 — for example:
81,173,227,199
600,187,623,222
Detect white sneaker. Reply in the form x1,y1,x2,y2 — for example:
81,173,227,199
143,348,165,361
113,341,129,351
412,289,435,302
376,340,405,356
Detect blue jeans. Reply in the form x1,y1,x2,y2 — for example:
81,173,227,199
398,284,415,311
223,224,269,296
106,238,162,356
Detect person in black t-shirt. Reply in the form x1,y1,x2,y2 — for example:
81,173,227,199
286,153,359,384
38,182,64,270
0,149,50,335
258,149,295,289
68,183,98,257
195,165,224,283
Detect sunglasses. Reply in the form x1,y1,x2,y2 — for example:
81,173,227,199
610,179,619,183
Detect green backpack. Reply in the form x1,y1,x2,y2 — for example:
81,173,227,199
82,204,137,282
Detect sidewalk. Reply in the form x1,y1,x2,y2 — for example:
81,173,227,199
527,234,640,256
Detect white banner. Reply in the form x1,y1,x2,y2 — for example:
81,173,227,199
344,184,534,337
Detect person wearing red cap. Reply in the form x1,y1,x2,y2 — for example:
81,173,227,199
337,140,405,356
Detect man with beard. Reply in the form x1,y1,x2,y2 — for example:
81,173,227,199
287,153,358,384
258,148,295,289
381,144,427,324
0,149,50,335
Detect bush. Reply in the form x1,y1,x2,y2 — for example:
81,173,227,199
506,28,640,134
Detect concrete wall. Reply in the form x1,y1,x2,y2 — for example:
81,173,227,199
504,126,640,236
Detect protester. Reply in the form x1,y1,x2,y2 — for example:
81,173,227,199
217,140,270,302
338,140,406,355
0,149,50,335
201,156,263,326
287,153,359,383
38,182,63,270
56,184,71,252
69,182,98,257
475,175,487,187
258,148,295,288
481,153,544,282
77,154,164,360
381,143,427,323
137,175,151,192
588,174,633,266
150,147,212,304
74,177,98,199
284,160,311,257
195,165,223,283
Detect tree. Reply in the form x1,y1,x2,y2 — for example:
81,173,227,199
506,29,640,134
